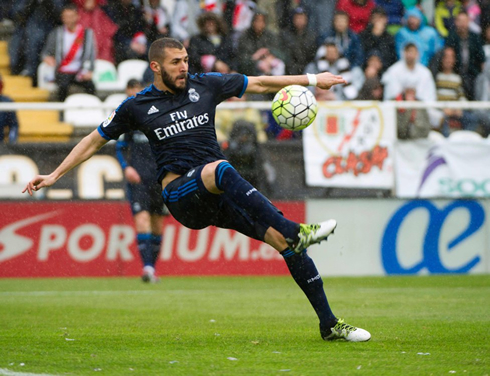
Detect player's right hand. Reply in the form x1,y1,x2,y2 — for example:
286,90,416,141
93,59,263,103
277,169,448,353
22,174,57,196
124,166,141,184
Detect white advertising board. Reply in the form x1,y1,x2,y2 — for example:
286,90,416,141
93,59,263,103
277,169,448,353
303,101,396,189
306,198,488,276
395,139,490,198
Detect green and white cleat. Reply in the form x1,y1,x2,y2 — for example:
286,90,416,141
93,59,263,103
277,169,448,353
321,319,371,342
292,219,337,253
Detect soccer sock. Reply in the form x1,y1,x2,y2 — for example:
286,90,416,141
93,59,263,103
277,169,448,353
150,234,162,266
215,162,299,242
281,248,337,329
137,233,153,267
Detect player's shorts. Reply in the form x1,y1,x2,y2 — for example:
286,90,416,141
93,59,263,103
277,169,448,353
126,180,169,216
162,164,279,241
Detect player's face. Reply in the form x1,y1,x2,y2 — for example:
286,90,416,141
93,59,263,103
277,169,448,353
158,48,189,93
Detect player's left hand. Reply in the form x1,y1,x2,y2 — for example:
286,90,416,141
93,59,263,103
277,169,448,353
316,72,347,90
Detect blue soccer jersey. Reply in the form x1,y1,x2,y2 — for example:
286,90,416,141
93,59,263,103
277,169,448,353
98,72,248,183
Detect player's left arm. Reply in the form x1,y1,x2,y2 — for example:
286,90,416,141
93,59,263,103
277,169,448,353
245,72,347,94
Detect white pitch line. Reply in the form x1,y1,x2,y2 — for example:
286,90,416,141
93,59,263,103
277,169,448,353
0,368,57,376
0,290,160,297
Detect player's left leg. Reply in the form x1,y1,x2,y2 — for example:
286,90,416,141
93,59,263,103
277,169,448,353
216,206,370,342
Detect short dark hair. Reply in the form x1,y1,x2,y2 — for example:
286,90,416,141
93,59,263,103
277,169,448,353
148,38,185,63
126,79,142,89
334,10,349,19
62,3,78,13
371,6,387,17
404,42,418,51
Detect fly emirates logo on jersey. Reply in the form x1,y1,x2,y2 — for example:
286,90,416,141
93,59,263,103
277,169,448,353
154,110,210,140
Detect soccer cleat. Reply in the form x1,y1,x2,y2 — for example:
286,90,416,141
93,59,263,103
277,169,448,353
321,319,371,342
292,219,337,253
141,266,160,283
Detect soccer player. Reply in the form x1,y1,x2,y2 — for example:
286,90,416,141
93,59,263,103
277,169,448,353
116,79,169,283
23,38,370,342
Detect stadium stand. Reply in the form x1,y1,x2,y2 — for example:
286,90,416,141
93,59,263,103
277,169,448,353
0,40,72,142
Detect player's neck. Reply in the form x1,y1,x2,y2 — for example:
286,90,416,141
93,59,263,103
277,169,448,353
153,80,175,94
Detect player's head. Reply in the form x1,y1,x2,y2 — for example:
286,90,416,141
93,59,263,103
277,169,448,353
126,79,143,97
148,38,188,94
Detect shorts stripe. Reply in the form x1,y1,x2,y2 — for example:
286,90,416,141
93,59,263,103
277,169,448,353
164,178,199,203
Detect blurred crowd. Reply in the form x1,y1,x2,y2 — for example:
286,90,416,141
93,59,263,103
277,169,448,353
1,0,490,142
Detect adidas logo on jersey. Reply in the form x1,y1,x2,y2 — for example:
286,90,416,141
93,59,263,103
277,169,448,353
148,106,159,115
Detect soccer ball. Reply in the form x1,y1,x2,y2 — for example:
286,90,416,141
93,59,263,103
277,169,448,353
271,85,318,131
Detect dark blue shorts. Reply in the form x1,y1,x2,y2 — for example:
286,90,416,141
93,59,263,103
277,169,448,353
162,165,275,241
127,180,169,216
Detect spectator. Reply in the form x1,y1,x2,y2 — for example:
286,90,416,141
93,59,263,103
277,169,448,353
8,0,64,78
300,0,336,41
42,4,96,102
475,63,490,135
0,75,19,144
236,10,285,77
336,0,376,34
435,46,478,135
480,0,490,33
318,11,364,68
461,0,481,33
434,0,462,38
78,0,118,64
483,24,490,62
374,0,404,28
445,11,485,99
171,0,223,46
382,43,436,102
363,50,385,79
279,7,317,75
356,76,383,100
143,0,171,43
396,88,431,139
104,0,146,64
305,41,362,100
395,7,443,66
188,13,235,74
359,7,397,72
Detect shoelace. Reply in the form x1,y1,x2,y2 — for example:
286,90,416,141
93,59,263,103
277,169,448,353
334,319,357,333
301,224,320,236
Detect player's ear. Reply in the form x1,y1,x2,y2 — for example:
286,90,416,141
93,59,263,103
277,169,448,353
150,61,161,74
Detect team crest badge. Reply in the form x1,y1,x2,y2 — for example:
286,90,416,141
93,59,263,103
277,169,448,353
188,88,200,102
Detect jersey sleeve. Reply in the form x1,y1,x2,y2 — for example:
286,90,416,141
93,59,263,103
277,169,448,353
97,98,135,141
203,73,248,104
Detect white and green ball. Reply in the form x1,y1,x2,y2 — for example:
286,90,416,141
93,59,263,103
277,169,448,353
271,85,318,131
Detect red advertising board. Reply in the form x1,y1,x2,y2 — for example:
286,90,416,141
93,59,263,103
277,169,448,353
0,201,304,277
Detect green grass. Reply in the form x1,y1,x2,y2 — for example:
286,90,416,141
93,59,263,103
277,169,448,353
0,276,489,376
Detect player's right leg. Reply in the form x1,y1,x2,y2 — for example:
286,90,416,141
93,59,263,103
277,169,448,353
201,160,337,253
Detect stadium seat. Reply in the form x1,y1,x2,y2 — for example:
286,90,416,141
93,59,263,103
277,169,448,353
37,62,57,92
104,93,127,116
448,130,483,142
428,130,446,143
117,59,148,89
64,93,105,127
93,59,119,91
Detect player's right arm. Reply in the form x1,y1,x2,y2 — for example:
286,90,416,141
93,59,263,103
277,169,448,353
23,130,108,195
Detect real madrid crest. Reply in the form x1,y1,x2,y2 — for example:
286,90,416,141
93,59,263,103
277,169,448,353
188,88,200,102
